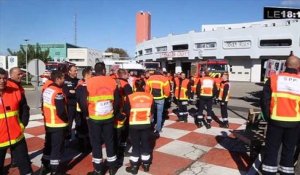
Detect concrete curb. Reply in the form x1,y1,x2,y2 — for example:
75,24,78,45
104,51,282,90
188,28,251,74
24,87,36,91
29,114,43,121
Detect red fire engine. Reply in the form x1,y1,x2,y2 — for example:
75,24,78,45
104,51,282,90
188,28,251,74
191,59,229,78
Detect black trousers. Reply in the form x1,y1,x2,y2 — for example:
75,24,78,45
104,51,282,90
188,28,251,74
197,98,213,123
262,124,300,175
0,138,32,175
220,101,228,123
67,105,78,138
129,127,151,165
42,129,66,172
178,100,188,120
88,120,116,171
114,124,129,155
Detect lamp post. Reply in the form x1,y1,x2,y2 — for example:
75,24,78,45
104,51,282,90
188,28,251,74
24,39,29,84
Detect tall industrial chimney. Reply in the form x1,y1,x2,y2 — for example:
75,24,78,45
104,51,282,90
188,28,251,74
136,11,151,44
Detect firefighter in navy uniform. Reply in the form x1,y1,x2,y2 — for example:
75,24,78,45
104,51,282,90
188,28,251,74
261,55,300,175
75,67,93,152
124,79,154,175
196,71,217,129
63,65,79,141
114,69,133,161
85,62,121,175
218,73,230,128
40,70,68,175
0,68,32,175
174,72,192,122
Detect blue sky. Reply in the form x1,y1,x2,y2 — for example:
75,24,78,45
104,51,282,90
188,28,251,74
1,0,300,56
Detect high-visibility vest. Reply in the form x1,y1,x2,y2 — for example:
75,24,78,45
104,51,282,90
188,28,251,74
145,75,170,100
0,87,24,148
192,77,200,93
175,78,190,100
270,73,300,122
86,76,116,121
128,92,153,125
7,79,25,94
200,77,214,97
43,85,68,128
218,81,230,101
114,79,129,128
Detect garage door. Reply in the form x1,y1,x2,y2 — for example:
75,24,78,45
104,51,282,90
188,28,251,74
228,59,251,82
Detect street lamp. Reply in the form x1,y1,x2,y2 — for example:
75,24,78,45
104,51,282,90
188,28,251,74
24,39,29,84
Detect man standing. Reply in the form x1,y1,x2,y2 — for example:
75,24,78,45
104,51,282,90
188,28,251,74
63,65,79,141
145,70,170,137
86,62,120,175
218,73,230,128
124,79,154,174
114,69,132,160
75,66,93,152
174,72,192,122
196,71,217,129
0,68,32,175
40,70,68,175
261,55,300,175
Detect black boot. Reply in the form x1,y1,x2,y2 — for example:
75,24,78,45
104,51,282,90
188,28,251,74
219,122,229,128
142,164,150,172
125,165,139,174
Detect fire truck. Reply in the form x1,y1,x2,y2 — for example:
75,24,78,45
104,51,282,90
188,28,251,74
190,59,230,78
45,61,76,72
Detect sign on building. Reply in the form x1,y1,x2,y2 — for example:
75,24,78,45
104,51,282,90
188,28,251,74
159,50,189,58
7,56,18,70
0,56,6,69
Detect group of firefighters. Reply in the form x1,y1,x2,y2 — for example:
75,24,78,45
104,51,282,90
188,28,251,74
2,54,300,175
0,61,230,175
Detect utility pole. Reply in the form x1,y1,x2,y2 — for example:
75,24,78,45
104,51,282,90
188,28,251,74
24,39,29,84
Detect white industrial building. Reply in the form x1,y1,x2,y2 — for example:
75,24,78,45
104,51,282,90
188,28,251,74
135,19,300,82
67,48,120,67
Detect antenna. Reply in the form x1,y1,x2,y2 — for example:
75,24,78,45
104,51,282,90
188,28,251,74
74,13,77,45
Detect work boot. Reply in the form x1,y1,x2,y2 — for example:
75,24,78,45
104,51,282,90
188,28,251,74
87,170,102,175
206,123,211,129
125,165,139,175
183,117,188,123
197,121,203,128
176,117,183,122
142,164,150,172
219,122,229,128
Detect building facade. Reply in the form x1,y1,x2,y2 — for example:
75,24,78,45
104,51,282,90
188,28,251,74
135,19,300,82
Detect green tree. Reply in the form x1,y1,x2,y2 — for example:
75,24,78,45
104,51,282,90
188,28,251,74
105,47,129,59
7,43,50,68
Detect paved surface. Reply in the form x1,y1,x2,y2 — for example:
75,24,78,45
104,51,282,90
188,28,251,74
4,82,270,175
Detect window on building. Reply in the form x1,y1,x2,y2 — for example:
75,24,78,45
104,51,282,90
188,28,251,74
195,42,217,49
156,46,167,52
138,50,143,56
172,44,188,50
260,39,292,47
145,48,152,55
69,59,85,62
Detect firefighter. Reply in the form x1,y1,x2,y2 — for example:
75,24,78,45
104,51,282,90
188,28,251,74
40,70,68,175
124,79,154,174
214,74,222,104
196,71,217,129
63,65,79,141
85,62,120,175
174,72,192,122
163,72,172,121
145,70,170,137
218,73,230,128
0,68,32,175
114,69,133,161
75,66,93,152
261,55,300,175
7,67,30,167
